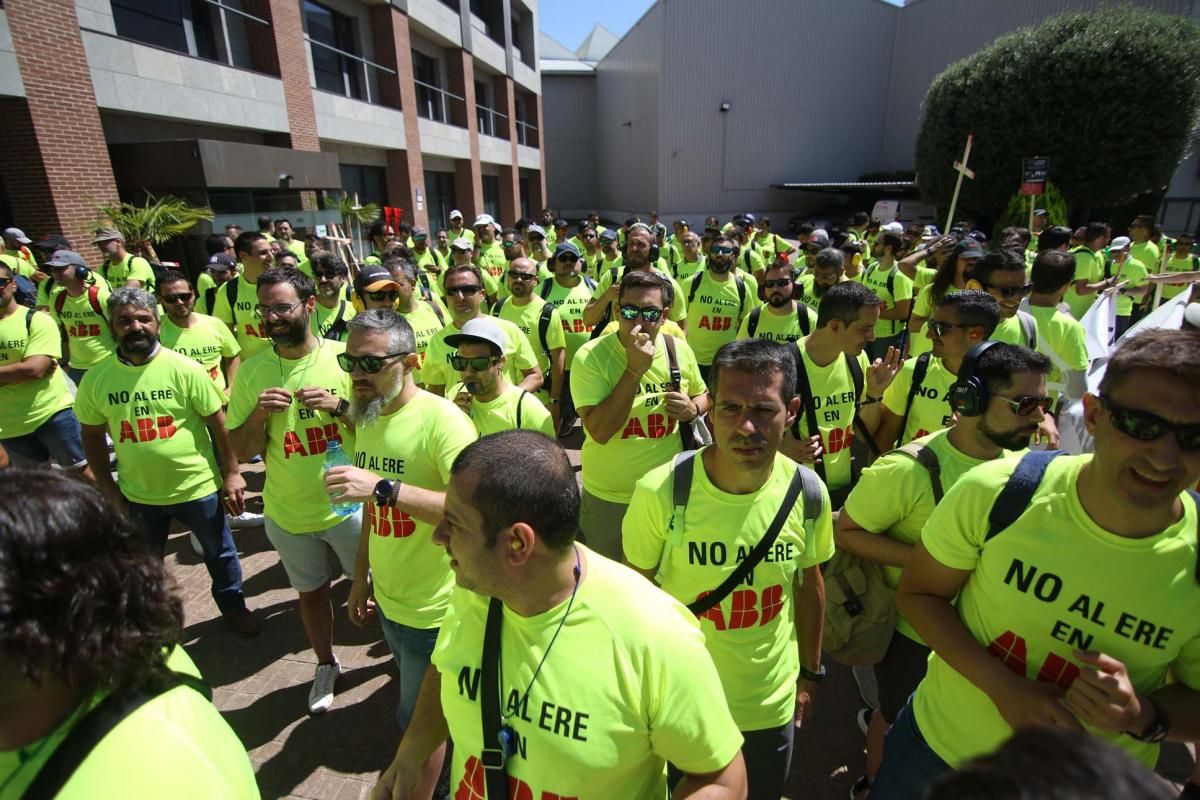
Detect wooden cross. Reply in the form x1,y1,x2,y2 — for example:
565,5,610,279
944,134,975,233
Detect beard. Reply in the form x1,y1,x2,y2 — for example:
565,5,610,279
709,259,732,274
348,370,405,427
978,414,1038,451
267,315,308,347
118,330,156,356
767,292,791,308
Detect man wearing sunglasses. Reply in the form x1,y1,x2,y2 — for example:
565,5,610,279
156,270,241,397
968,249,1039,350
308,252,357,342
737,261,818,344
842,342,1051,797
227,268,360,713
583,225,688,333
1105,237,1151,340
493,257,566,433
874,291,1000,449
423,266,541,400
439,237,499,303
874,329,1200,798
355,262,402,313
672,231,706,282
796,247,847,310
684,235,759,382
390,259,446,388
213,231,276,358
541,242,599,436
43,249,116,387
577,225,604,276
572,270,709,560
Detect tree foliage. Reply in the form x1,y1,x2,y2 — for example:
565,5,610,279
915,6,1200,221
994,181,1069,240
95,194,213,261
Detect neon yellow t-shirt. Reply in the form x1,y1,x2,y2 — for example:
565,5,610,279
860,264,913,338
493,296,567,387
196,271,217,314
159,313,240,395
540,277,598,366
421,316,539,391
735,302,817,343
1066,247,1102,320
49,284,116,370
793,340,869,491
225,340,355,533
842,429,996,641
355,390,475,628
1162,255,1197,300
594,266,688,323
309,299,357,343
211,275,272,358
0,648,258,800
1112,257,1148,316
882,354,957,445
907,284,964,358
1026,304,1088,398
432,550,744,799
989,313,1035,348
623,451,834,730
75,348,224,505
0,308,73,438
475,242,507,284
446,382,555,437
737,248,765,279
102,253,156,290
397,300,446,386
683,270,760,365
1130,240,1160,287
673,256,706,283
912,454,1200,769
571,333,706,503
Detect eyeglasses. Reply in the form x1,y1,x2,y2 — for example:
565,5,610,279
997,394,1053,417
508,273,537,282
763,278,792,289
582,234,597,240
618,304,664,323
0,277,10,288
337,352,410,374
984,282,1035,298
450,354,500,371
502,241,517,248
367,290,399,302
557,254,579,264
446,285,483,297
1099,395,1200,451
162,292,193,304
253,301,303,318
710,246,735,255
927,320,970,336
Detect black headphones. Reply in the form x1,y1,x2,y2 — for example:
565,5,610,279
949,340,999,417
624,223,660,264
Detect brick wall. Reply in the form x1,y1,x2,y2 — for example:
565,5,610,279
497,77,520,224
254,0,319,152
372,6,428,230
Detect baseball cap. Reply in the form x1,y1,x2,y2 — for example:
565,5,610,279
208,253,236,271
473,214,495,228
445,316,508,352
741,213,756,226
527,224,546,239
3,227,32,244
554,242,581,260
881,222,904,234
451,237,474,252
958,241,985,260
805,230,831,250
674,218,690,228
449,209,464,221
554,218,568,229
45,249,87,268
598,230,618,244
411,226,427,239
35,234,70,251
355,262,401,292
1109,236,1132,251
91,227,124,244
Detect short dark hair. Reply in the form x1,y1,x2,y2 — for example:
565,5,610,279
1037,226,1073,252
877,232,903,253
256,215,271,230
937,290,1000,337
0,468,183,693
1084,222,1110,243
1100,329,1200,396
813,247,844,271
310,251,348,276
618,269,668,305
256,266,314,302
451,431,579,551
204,233,231,256
1132,214,1156,230
1031,250,1076,294
851,211,870,226
816,281,882,329
971,248,1025,286
796,222,815,237
444,264,485,288
975,343,1051,397
234,231,266,257
155,269,190,292
368,220,390,240
709,339,796,406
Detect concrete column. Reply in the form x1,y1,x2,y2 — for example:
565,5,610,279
371,5,428,229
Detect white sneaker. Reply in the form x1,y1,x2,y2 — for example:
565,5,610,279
851,664,880,710
228,511,264,529
189,532,204,557
308,659,341,714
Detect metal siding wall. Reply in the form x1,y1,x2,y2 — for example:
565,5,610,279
594,2,662,214
880,0,1192,169
542,73,599,211
656,0,900,218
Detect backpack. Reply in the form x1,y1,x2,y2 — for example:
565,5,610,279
493,297,557,365
823,440,944,666
203,285,218,316
540,275,597,302
588,266,626,341
688,270,746,319
663,334,711,450
745,302,812,340
14,274,37,308
54,283,106,321
895,352,932,449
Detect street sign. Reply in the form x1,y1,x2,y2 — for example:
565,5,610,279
1021,157,1048,196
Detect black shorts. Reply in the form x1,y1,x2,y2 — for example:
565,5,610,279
877,630,931,722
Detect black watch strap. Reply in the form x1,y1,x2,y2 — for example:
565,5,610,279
800,664,826,682
331,398,350,417
1126,694,1169,743
374,479,395,508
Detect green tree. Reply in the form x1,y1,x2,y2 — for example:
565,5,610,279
993,181,1069,240
95,194,213,261
915,6,1200,223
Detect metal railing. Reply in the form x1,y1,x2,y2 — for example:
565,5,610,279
414,78,466,126
305,36,395,105
516,119,538,147
476,105,508,138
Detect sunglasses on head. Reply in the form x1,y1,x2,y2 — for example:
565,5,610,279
162,292,193,304
446,285,482,297
367,290,399,302
450,354,500,371
1100,395,1200,451
984,281,1035,298
997,394,1053,417
618,304,664,323
763,278,792,289
337,352,409,374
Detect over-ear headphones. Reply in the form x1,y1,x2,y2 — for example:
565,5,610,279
624,223,660,264
73,264,89,281
949,340,999,417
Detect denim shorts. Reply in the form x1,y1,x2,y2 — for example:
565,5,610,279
1,407,87,469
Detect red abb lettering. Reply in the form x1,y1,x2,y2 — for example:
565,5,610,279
119,420,137,443
825,424,854,454
694,585,786,630
370,503,417,538
243,323,269,338
987,630,1080,690
455,756,484,800
303,424,342,455
699,315,734,332
621,417,646,439
728,589,759,629
760,584,784,624
282,431,308,458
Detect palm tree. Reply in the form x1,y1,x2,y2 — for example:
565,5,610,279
94,194,214,261
323,191,380,262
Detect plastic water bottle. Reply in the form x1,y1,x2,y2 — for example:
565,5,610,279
323,439,361,517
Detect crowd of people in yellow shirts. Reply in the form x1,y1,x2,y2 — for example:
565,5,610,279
0,207,1199,800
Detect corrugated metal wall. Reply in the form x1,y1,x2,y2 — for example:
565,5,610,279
879,0,1193,170
542,73,599,212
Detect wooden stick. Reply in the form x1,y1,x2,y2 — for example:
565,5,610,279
944,134,974,234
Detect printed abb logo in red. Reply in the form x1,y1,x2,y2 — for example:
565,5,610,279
243,322,269,339
456,756,576,800
694,585,785,630
988,630,1080,689
824,425,854,455
561,318,593,334
696,315,733,331
369,503,416,538
118,416,177,443
282,424,343,459
620,414,678,440
67,323,102,338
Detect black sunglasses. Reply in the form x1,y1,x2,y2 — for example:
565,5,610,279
450,354,500,371
618,304,664,323
763,278,792,289
337,352,409,374
997,394,1053,417
0,277,10,288
446,285,483,297
508,272,537,282
1100,395,1200,452
367,290,399,302
984,282,1035,299
557,254,580,263
162,292,194,304
312,271,344,280
927,320,970,336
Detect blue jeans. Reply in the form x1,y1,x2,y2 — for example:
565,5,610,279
67,366,88,388
1,408,87,469
871,699,952,800
128,491,246,615
379,615,439,731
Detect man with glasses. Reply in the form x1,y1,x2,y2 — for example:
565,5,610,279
797,247,847,310
874,291,1001,449
737,260,817,344
354,262,402,313
578,225,604,276
873,330,1200,798
423,265,541,400
43,249,115,386
1105,237,1150,340
492,257,566,432
226,267,359,713
213,231,276,358
684,234,759,382
968,249,1040,350
572,270,709,560
75,286,258,637
317,309,475,798
308,252,356,342
539,242,597,436
597,229,624,272
522,223,551,268
840,342,1050,798
441,237,498,303
795,230,831,279
584,225,689,333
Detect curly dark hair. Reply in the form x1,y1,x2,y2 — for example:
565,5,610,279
0,468,183,692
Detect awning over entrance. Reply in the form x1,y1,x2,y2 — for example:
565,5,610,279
772,180,918,194
108,139,342,192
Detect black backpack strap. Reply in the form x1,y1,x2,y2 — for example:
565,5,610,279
538,303,555,362
667,450,697,546
797,302,811,336
480,598,509,798
540,278,554,300
747,306,762,338
896,352,932,449
845,353,880,458
1190,490,1200,584
22,671,210,800
516,390,526,428
687,465,808,615
428,299,445,326
895,441,944,503
735,275,745,317
493,296,508,315
688,270,704,304
322,300,348,340
25,306,35,333
985,450,1064,541
663,334,683,390
791,342,826,484
204,286,217,314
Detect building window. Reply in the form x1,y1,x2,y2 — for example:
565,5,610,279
414,50,462,125
475,79,506,138
515,93,538,148
337,164,388,208
518,175,531,221
469,0,505,46
424,170,457,232
304,1,364,100
111,0,261,70
482,175,500,221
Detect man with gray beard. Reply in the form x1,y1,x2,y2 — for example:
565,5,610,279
323,309,476,800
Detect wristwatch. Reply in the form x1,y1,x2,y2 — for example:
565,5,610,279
1125,694,1169,743
800,664,826,683
373,479,398,508
330,398,350,417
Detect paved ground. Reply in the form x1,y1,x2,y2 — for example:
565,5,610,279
171,434,1195,800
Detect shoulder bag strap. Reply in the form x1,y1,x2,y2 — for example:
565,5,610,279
895,442,944,503
791,342,826,484
845,353,880,458
428,299,445,326
668,451,697,547
747,306,762,338
797,302,811,336
688,270,704,304
480,598,508,798
896,353,931,449
985,450,1063,541
538,303,555,362
516,390,526,428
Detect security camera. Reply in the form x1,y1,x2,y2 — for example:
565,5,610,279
278,172,294,182
719,102,731,113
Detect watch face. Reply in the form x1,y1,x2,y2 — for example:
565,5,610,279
374,480,392,506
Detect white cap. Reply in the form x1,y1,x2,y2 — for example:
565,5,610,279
473,213,496,228
451,237,474,251
1110,236,1132,251
449,209,463,221
881,222,904,234
445,316,508,353
1185,302,1200,331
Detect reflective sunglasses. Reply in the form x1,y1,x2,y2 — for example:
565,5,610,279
0,277,11,288
710,246,735,256
984,282,1035,299
413,235,428,242
997,394,1053,417
1099,395,1200,451
162,292,194,304
450,354,500,371
508,272,537,282
367,290,399,302
253,301,303,318
763,278,792,289
618,304,664,323
927,320,970,336
337,352,409,374
502,240,517,248
446,285,483,297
